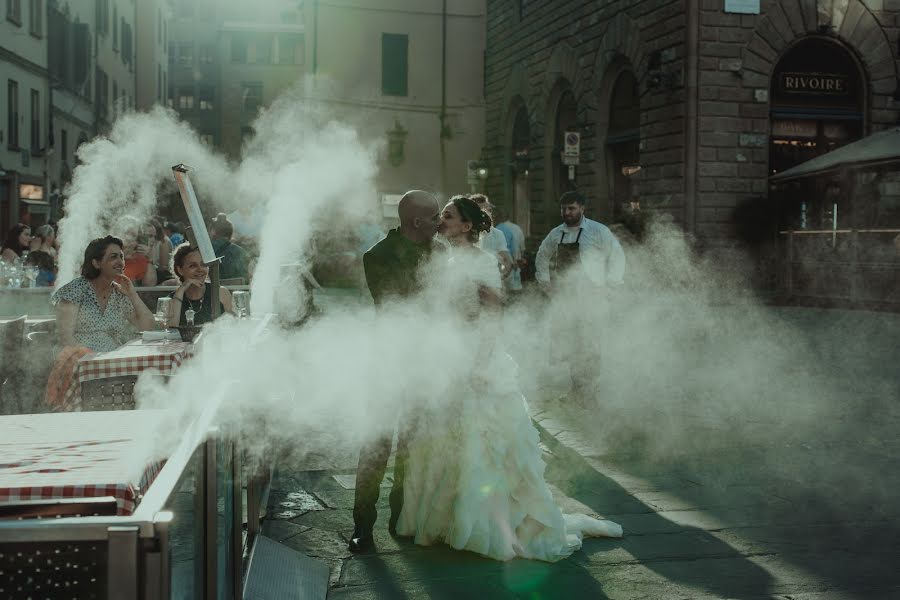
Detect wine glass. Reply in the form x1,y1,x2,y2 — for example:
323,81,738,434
24,265,39,288
155,297,172,332
232,291,250,319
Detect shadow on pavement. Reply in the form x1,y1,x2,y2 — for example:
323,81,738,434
534,420,777,600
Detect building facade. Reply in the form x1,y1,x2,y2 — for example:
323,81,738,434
135,0,170,111
306,0,487,211
1,0,51,234
168,0,487,220
482,0,900,254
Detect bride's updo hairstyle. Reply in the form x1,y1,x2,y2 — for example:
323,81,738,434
450,194,493,244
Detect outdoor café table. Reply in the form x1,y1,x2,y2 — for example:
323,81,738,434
0,410,169,516
62,338,194,410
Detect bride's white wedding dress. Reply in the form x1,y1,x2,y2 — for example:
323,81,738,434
395,247,622,562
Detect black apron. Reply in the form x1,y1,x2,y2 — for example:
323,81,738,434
552,228,582,283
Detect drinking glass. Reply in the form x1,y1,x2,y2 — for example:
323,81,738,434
232,291,250,319
155,297,173,331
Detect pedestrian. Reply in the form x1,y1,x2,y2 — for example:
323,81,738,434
349,189,441,553
534,190,625,405
470,194,513,280
493,205,526,294
209,214,250,282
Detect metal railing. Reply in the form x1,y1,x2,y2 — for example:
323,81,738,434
777,229,900,307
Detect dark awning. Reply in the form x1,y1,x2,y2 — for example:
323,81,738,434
770,127,900,183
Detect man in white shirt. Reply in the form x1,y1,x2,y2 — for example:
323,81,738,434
471,194,513,280
535,190,625,406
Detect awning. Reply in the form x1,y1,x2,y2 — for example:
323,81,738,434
20,199,50,213
770,127,900,183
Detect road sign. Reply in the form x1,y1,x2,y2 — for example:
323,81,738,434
563,131,580,165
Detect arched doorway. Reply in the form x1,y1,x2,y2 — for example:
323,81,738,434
769,37,866,231
606,70,640,220
550,88,578,201
508,104,531,236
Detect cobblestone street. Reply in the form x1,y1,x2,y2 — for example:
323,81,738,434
262,303,900,599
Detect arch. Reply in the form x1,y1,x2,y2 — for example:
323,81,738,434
591,13,647,101
742,0,896,94
496,61,530,150
543,79,579,207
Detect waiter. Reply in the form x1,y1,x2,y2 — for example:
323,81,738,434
534,190,625,405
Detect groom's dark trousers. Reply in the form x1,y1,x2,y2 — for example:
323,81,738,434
353,228,432,535
353,427,409,534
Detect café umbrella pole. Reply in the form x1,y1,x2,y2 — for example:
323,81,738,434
172,164,221,320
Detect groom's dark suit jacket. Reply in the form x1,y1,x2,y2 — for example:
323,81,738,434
363,228,432,306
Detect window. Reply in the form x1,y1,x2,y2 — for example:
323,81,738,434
95,68,108,117
241,83,262,113
7,80,19,149
240,126,255,149
200,132,214,146
168,42,176,64
198,86,213,111
29,89,39,152
61,128,68,161
121,21,133,66
28,0,41,37
97,0,108,35
112,80,118,114
157,65,161,101
163,72,167,103
167,86,174,109
178,88,194,110
199,43,214,64
250,34,271,64
157,8,162,44
231,34,248,63
112,5,118,51
7,0,21,25
178,42,194,65
276,34,304,65
381,34,408,97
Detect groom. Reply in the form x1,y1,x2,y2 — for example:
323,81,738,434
349,189,441,552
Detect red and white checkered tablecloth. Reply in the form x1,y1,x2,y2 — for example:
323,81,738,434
62,339,193,409
0,411,171,516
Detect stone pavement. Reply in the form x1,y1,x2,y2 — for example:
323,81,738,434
266,298,900,598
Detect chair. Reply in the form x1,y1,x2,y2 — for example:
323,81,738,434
0,316,26,414
80,375,139,411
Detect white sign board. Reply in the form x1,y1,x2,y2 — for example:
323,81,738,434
563,131,580,166
172,165,218,265
724,0,760,14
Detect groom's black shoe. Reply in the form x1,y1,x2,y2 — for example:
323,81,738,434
388,513,399,536
348,531,375,553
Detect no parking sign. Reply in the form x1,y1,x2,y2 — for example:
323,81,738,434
563,131,580,166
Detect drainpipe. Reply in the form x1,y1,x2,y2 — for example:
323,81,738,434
684,0,699,234
439,0,448,194
312,0,318,75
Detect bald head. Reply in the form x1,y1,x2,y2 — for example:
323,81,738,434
397,190,441,243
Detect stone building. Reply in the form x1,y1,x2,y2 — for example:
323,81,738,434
482,0,900,256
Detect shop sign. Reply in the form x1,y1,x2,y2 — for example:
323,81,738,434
779,72,849,95
771,120,817,139
724,0,760,14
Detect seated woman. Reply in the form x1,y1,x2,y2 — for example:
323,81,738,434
1,223,32,264
29,223,58,259
52,235,157,352
166,243,233,327
24,250,56,287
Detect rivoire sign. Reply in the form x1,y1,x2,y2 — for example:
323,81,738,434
779,72,849,95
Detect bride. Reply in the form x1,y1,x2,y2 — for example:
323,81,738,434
395,195,622,562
